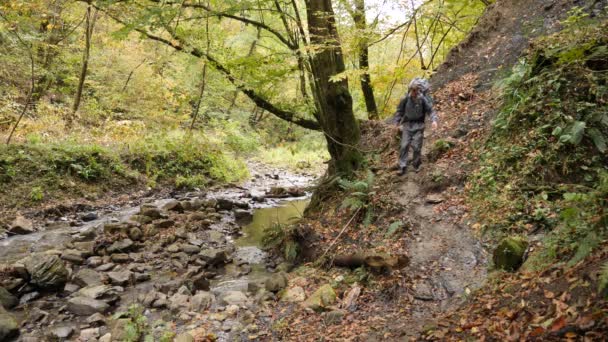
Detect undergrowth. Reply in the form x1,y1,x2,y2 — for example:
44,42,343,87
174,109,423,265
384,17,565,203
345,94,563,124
468,16,608,268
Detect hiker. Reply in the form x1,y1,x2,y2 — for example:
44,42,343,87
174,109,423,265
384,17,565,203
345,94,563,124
393,78,438,176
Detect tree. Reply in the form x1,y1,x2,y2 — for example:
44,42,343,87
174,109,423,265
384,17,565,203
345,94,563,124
88,0,361,176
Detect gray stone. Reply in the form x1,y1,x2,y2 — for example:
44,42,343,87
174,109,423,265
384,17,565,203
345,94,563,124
110,254,131,263
103,223,130,235
96,263,116,271
0,306,19,341
128,228,143,241
233,209,252,222
87,256,104,267
49,325,74,340
162,200,183,212
61,251,85,264
77,284,121,302
323,309,346,325
199,248,229,266
19,291,40,305
99,333,112,342
190,292,214,311
81,212,98,222
207,231,225,244
86,312,106,326
24,254,69,289
79,327,100,340
0,287,18,309
265,272,288,293
67,296,110,316
280,286,306,303
168,293,190,312
106,239,134,254
219,291,248,306
175,333,195,342
73,268,105,287
73,241,95,257
8,215,34,235
129,215,153,225
189,212,207,222
140,205,162,219
155,219,175,229
181,244,200,255
63,283,81,294
107,271,133,286
167,244,180,253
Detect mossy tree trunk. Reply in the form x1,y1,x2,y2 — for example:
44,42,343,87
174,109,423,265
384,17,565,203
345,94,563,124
306,0,362,176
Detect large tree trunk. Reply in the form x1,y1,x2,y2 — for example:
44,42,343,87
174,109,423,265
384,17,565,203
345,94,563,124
306,0,362,176
352,0,378,120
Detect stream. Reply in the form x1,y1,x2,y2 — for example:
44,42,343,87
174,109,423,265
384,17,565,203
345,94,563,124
0,163,315,341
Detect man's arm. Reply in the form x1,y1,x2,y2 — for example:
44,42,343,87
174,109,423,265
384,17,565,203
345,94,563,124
394,96,408,125
423,97,438,129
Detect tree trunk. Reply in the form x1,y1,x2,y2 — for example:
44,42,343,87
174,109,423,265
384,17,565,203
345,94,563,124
352,0,378,120
69,5,97,128
306,0,361,176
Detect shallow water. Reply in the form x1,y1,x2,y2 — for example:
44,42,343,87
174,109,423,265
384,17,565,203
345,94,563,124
236,199,309,247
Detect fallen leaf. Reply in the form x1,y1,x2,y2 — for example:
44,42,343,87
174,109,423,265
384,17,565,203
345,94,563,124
550,316,567,333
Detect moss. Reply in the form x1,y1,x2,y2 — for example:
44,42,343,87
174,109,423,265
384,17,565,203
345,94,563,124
493,236,528,271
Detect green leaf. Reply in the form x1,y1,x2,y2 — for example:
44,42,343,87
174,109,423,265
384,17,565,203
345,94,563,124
386,220,403,237
551,126,563,136
588,128,607,153
570,121,586,145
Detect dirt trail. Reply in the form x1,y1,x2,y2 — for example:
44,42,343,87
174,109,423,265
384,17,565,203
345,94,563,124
391,177,487,337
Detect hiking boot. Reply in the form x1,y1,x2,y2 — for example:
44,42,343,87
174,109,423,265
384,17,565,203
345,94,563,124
397,167,407,176
414,165,421,173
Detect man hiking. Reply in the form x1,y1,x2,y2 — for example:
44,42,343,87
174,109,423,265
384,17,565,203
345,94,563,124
393,78,438,176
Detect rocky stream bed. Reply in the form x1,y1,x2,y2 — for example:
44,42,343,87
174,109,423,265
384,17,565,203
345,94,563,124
0,164,314,341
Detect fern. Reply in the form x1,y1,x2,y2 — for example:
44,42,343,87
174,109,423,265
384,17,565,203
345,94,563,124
338,171,376,226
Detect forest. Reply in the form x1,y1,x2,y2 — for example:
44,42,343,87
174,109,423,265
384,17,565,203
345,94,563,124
0,0,607,341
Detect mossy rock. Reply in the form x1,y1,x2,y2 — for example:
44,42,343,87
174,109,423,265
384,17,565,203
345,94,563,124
302,284,336,312
0,306,19,341
493,236,528,271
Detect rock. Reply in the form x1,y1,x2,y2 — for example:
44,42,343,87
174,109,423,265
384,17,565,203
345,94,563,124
129,214,153,225
103,223,130,235
140,205,162,219
219,291,248,306
303,284,336,312
8,215,35,235
61,250,85,264
106,239,134,254
280,286,306,303
79,327,100,340
19,292,40,305
155,219,175,229
134,272,150,282
128,228,143,241
191,274,210,291
207,231,225,245
162,200,183,212
199,248,229,266
0,306,19,341
73,268,105,287
110,254,131,263
67,296,110,316
174,332,195,342
0,287,18,309
425,194,444,204
96,263,116,271
189,212,207,222
413,281,434,301
24,254,69,289
167,244,180,253
493,236,528,271
49,325,74,340
73,241,96,257
265,272,288,293
107,271,133,286
81,212,98,222
78,284,121,302
233,209,252,222
86,312,106,326
99,333,112,342
87,256,104,267
190,291,214,311
168,293,190,312
181,244,200,255
323,309,346,325
111,319,137,341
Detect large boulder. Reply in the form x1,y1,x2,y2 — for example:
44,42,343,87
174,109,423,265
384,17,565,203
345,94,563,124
0,306,19,340
280,286,306,303
0,287,18,309
67,296,110,316
493,236,528,271
8,215,34,235
303,284,337,312
24,254,69,289
219,291,248,306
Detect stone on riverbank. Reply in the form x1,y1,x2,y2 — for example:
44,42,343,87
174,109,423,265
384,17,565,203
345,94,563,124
67,296,110,316
303,284,336,312
265,272,288,293
8,215,34,235
0,306,19,341
24,254,69,289
0,287,18,309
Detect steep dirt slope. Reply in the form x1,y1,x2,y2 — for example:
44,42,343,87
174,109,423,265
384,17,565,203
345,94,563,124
431,0,608,88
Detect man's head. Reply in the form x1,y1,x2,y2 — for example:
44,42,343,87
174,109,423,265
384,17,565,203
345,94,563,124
409,84,421,98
